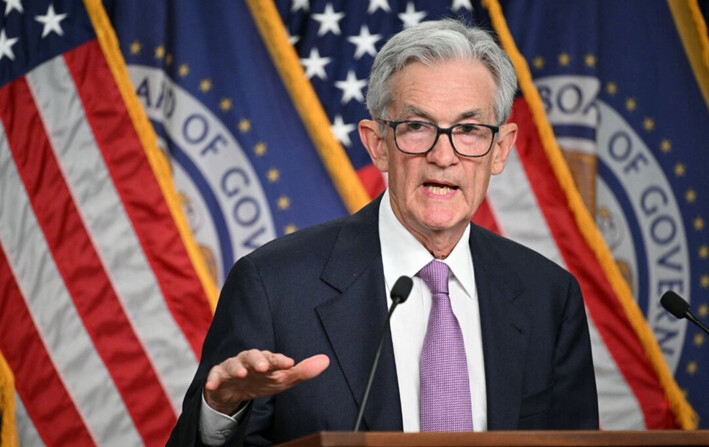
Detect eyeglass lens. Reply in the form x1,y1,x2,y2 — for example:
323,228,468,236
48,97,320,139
394,122,494,157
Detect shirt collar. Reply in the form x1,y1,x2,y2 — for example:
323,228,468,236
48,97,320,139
379,190,476,298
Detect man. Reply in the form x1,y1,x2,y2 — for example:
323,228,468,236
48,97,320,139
168,19,598,447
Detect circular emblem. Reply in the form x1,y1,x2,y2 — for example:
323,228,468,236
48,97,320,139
129,66,276,286
536,75,690,373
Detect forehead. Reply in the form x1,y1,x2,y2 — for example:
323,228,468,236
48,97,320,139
389,59,497,121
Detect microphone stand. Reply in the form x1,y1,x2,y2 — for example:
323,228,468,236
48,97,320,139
353,296,402,432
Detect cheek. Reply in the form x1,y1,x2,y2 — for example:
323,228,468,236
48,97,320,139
462,166,492,201
387,154,414,186
389,166,414,199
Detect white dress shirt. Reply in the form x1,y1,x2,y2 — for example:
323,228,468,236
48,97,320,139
379,190,488,431
200,191,488,444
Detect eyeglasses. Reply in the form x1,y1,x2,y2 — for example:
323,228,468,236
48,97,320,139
376,119,499,158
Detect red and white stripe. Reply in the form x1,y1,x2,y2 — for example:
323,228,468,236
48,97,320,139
0,40,213,446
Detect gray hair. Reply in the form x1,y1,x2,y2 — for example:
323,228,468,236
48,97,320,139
366,19,517,126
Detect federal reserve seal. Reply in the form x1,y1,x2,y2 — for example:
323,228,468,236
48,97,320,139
536,75,690,373
130,66,276,286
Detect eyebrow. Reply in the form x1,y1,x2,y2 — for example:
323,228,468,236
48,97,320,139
402,105,488,122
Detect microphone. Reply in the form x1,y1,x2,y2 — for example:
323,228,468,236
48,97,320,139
353,276,413,432
660,291,709,336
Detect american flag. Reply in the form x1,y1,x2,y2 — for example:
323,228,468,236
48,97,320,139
0,0,214,445
3,0,701,445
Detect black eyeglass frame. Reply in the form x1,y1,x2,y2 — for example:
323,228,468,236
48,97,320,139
376,119,500,158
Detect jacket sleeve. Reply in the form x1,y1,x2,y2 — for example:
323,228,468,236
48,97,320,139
549,276,599,429
166,256,275,447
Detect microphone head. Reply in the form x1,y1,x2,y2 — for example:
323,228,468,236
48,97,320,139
661,291,690,319
390,276,413,304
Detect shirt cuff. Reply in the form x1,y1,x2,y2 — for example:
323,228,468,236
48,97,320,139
199,393,249,446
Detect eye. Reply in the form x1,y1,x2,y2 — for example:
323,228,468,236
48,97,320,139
455,123,481,134
404,121,428,131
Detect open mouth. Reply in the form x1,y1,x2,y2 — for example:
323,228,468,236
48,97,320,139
424,182,458,196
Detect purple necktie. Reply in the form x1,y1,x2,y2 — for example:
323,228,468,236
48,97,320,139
418,260,473,432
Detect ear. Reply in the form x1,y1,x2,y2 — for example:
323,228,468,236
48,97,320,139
490,123,517,175
358,119,390,172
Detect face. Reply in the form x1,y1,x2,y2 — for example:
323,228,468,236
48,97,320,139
359,59,517,256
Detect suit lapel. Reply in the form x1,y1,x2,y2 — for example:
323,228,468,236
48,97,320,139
470,225,530,430
315,199,403,431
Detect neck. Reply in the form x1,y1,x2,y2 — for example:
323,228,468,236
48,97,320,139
385,192,469,260
414,227,467,260
424,240,457,260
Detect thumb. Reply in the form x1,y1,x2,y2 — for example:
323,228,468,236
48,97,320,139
291,354,330,381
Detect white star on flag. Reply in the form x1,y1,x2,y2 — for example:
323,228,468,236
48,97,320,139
0,28,19,61
398,2,427,28
331,114,356,147
451,0,473,12
312,3,345,36
286,29,300,46
347,25,381,60
290,0,309,13
35,4,68,38
3,0,23,16
335,70,368,104
300,47,331,80
368,0,391,14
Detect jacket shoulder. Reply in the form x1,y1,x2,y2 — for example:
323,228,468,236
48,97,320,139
471,224,574,281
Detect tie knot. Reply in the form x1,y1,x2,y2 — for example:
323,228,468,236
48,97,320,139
418,260,449,295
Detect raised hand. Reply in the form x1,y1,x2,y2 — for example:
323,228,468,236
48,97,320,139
203,350,330,415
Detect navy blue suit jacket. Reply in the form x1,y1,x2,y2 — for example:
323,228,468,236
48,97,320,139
168,198,598,446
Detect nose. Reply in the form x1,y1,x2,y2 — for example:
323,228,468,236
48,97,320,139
426,132,459,167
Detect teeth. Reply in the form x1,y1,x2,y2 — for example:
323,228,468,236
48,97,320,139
427,185,454,195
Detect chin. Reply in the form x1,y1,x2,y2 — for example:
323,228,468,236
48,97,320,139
420,216,459,232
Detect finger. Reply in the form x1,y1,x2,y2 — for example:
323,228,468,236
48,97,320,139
288,354,330,382
240,349,272,373
221,356,249,378
264,351,295,371
205,351,256,391
231,350,296,376
204,376,220,392
205,362,238,391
